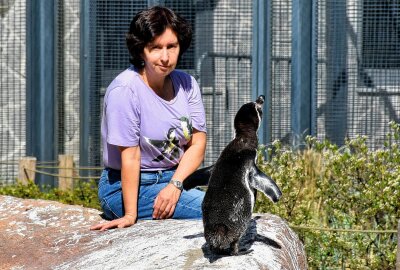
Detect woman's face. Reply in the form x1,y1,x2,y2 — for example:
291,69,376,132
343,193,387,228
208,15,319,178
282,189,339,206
142,27,180,78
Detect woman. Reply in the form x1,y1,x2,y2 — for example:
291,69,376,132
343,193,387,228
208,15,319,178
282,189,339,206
90,6,207,231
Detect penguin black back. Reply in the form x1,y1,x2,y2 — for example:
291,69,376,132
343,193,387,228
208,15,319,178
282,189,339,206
183,95,282,255
199,95,283,255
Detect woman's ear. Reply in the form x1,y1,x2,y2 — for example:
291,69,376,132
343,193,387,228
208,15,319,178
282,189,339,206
140,53,146,64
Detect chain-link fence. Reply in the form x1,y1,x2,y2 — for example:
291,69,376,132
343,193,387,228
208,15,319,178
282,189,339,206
316,0,400,147
81,0,253,167
2,0,399,182
56,0,81,164
0,0,26,185
0,0,398,173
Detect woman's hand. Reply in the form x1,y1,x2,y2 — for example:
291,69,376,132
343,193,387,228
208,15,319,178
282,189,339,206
90,214,137,231
151,130,206,220
153,184,182,219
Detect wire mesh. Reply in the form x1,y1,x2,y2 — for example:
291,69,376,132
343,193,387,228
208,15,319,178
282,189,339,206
195,0,253,165
316,0,400,148
270,0,292,144
88,1,148,168
0,0,26,186
311,0,399,267
57,0,81,166
0,1,397,183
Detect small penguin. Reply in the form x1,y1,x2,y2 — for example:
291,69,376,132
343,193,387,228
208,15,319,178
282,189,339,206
146,128,180,162
179,116,193,141
146,117,193,162
183,95,282,255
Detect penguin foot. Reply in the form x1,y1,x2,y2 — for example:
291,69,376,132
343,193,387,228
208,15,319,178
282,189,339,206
230,241,239,255
229,248,253,256
229,241,252,256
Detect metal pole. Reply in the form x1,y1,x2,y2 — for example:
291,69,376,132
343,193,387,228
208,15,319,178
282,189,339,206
252,0,271,145
291,0,313,143
26,0,56,187
79,0,91,172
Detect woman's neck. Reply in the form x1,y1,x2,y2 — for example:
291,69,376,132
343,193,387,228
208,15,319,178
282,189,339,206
140,69,174,100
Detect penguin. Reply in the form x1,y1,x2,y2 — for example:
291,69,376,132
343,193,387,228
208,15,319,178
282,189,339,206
183,95,282,255
179,116,193,141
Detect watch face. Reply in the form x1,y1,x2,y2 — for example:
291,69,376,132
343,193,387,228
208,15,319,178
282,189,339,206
171,180,183,190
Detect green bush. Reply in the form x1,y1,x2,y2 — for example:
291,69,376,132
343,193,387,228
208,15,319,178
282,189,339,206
255,122,400,269
0,179,101,210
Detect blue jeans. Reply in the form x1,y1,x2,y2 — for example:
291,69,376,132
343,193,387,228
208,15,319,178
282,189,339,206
98,167,205,220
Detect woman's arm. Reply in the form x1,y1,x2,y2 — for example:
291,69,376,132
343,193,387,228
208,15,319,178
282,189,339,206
90,146,140,231
120,145,141,220
153,129,206,219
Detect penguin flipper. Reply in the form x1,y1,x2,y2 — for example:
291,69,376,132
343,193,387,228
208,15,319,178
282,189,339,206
183,165,214,190
249,165,282,203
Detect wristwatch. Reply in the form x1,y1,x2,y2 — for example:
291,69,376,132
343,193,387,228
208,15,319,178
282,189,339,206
169,179,183,191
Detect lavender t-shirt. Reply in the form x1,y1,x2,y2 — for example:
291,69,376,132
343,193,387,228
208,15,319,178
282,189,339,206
101,66,207,171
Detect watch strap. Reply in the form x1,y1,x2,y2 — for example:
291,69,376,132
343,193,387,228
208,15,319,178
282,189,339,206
169,179,183,191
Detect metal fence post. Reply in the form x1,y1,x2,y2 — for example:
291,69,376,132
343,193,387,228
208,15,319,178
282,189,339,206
79,0,95,173
252,0,271,145
291,0,314,143
26,0,56,187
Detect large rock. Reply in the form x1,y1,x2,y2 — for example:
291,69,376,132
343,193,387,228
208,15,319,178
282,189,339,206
0,195,307,269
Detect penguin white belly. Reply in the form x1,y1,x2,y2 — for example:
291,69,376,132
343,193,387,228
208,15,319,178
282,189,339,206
243,168,255,212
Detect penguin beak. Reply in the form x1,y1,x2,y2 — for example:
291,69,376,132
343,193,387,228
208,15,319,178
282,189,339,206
256,95,265,105
255,95,265,111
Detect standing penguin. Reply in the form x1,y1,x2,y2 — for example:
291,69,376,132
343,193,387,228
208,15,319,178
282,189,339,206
183,95,282,255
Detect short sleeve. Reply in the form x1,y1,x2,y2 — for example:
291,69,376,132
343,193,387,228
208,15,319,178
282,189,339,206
105,86,140,146
188,76,207,133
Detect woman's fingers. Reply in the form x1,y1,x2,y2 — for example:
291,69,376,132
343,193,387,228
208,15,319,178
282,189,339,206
166,204,176,219
154,199,176,219
90,216,136,231
153,185,182,219
160,204,172,219
153,199,169,219
90,223,106,230
89,221,113,231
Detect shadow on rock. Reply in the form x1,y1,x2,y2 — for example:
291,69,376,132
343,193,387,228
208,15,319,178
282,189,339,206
201,216,281,263
242,216,281,250
183,232,204,239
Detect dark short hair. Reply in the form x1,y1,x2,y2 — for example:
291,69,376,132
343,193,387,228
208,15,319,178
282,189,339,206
126,6,193,68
